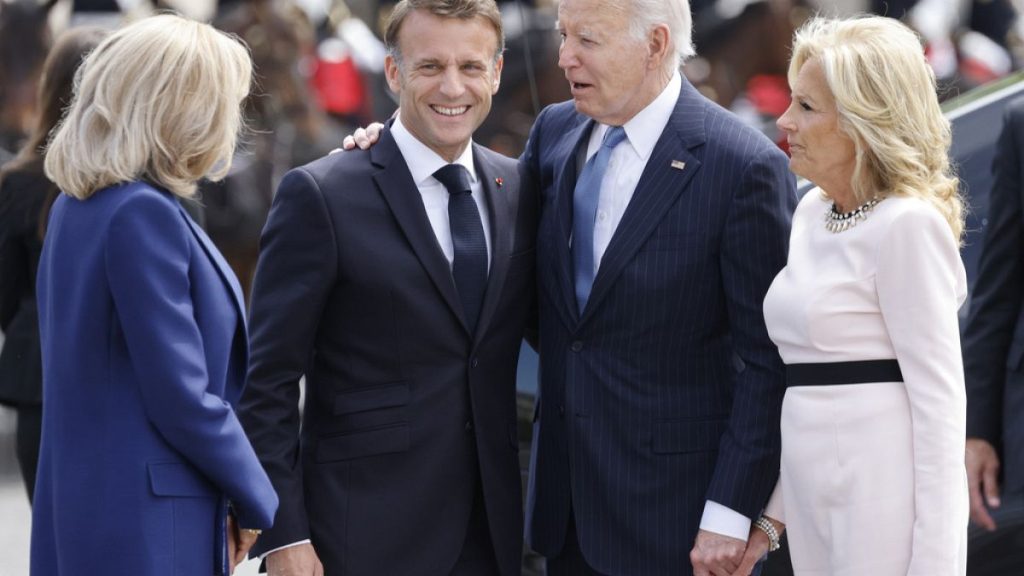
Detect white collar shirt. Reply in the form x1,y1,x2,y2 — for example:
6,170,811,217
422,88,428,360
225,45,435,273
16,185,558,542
584,71,681,272
391,116,492,270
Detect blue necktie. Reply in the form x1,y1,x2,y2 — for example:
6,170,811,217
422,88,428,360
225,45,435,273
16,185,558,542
573,125,627,314
434,164,488,332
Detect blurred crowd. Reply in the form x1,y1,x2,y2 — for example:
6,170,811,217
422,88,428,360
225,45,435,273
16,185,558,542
0,0,1022,300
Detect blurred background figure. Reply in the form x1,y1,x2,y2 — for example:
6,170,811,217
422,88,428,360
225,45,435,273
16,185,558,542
0,0,58,163
201,0,333,300
0,25,107,506
32,14,277,575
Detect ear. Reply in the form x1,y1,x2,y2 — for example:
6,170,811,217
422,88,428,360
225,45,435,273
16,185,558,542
384,53,402,95
647,23,670,69
491,54,504,94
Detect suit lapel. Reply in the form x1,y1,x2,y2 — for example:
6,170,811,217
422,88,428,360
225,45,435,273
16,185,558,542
580,84,706,323
547,117,596,327
177,202,248,333
473,146,513,340
370,128,468,331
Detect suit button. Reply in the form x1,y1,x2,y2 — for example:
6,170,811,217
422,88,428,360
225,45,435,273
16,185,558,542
471,358,479,368
465,420,474,432
558,405,566,417
570,341,583,352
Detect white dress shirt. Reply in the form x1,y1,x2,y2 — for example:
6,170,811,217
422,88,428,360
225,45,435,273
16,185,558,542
582,72,678,273
581,72,752,542
391,116,492,270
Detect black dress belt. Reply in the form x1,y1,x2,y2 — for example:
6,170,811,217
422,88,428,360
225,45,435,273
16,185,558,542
786,360,903,387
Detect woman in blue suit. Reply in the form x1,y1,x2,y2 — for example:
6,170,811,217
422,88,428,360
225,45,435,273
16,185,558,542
31,14,277,575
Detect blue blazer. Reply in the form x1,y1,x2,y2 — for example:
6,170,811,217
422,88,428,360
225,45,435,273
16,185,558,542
32,182,278,576
523,79,796,575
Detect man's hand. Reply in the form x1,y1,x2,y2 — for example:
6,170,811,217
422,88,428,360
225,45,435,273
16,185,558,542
266,543,325,576
339,123,386,152
733,517,784,576
690,529,746,576
967,437,1002,531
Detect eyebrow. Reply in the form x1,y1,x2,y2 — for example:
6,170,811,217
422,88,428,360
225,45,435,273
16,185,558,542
413,56,488,67
791,89,816,104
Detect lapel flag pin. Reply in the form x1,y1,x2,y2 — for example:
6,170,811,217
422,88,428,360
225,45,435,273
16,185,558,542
495,177,503,187
671,160,686,170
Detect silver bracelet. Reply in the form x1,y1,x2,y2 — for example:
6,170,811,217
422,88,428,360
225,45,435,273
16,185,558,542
754,516,781,552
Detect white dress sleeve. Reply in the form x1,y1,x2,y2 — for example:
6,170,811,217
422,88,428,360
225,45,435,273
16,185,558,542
763,480,784,524
875,202,968,575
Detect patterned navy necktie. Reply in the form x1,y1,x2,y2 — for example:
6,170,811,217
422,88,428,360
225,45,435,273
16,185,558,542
573,125,627,314
434,164,488,332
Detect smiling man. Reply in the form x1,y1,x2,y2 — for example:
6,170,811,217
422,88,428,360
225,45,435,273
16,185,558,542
236,0,538,574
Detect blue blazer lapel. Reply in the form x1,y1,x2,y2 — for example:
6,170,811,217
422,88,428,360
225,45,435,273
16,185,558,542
177,202,248,332
547,117,596,326
473,145,513,339
581,84,706,323
370,127,468,332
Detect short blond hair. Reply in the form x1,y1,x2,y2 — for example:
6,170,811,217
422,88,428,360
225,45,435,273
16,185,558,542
45,14,252,199
790,16,964,242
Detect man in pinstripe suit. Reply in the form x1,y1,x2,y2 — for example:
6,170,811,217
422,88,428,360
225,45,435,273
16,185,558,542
520,0,797,572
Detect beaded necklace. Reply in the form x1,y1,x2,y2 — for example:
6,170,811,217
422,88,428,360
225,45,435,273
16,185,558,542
824,197,882,233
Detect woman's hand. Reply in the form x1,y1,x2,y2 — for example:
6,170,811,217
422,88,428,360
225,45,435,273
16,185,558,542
227,512,261,574
734,516,785,576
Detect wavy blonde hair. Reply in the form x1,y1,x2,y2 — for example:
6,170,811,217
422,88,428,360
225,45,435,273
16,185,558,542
45,14,252,199
790,16,964,242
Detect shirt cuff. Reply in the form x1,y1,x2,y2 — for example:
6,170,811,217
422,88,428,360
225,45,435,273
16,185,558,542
699,500,751,542
259,539,312,560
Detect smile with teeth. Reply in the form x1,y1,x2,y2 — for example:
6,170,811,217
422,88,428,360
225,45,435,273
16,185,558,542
432,105,469,116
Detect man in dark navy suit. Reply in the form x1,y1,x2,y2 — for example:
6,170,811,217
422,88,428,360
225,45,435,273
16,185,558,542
238,0,537,574
521,0,796,573
963,96,1024,533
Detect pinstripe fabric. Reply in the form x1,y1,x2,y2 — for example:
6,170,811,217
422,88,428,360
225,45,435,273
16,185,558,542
522,78,797,576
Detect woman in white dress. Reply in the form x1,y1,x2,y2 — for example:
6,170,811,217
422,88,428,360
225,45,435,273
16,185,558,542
736,16,969,576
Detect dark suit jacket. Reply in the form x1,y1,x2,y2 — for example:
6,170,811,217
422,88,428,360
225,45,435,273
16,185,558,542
240,126,537,575
964,96,1024,497
0,161,50,407
32,182,277,575
522,78,795,576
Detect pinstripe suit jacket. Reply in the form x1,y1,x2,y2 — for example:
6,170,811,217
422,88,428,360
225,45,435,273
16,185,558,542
523,78,797,575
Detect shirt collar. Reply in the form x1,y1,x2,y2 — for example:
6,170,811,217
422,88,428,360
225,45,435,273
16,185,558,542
591,71,681,161
391,116,477,187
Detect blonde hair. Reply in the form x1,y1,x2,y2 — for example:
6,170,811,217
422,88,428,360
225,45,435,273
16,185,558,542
789,16,964,242
45,14,252,199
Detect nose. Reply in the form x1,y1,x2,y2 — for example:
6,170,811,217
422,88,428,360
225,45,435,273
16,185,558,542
558,38,577,71
439,67,465,98
776,104,795,134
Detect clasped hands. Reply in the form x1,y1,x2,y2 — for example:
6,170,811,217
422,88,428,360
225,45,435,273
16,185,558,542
690,516,784,576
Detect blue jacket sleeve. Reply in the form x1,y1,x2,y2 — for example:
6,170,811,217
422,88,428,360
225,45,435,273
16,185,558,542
104,192,278,529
